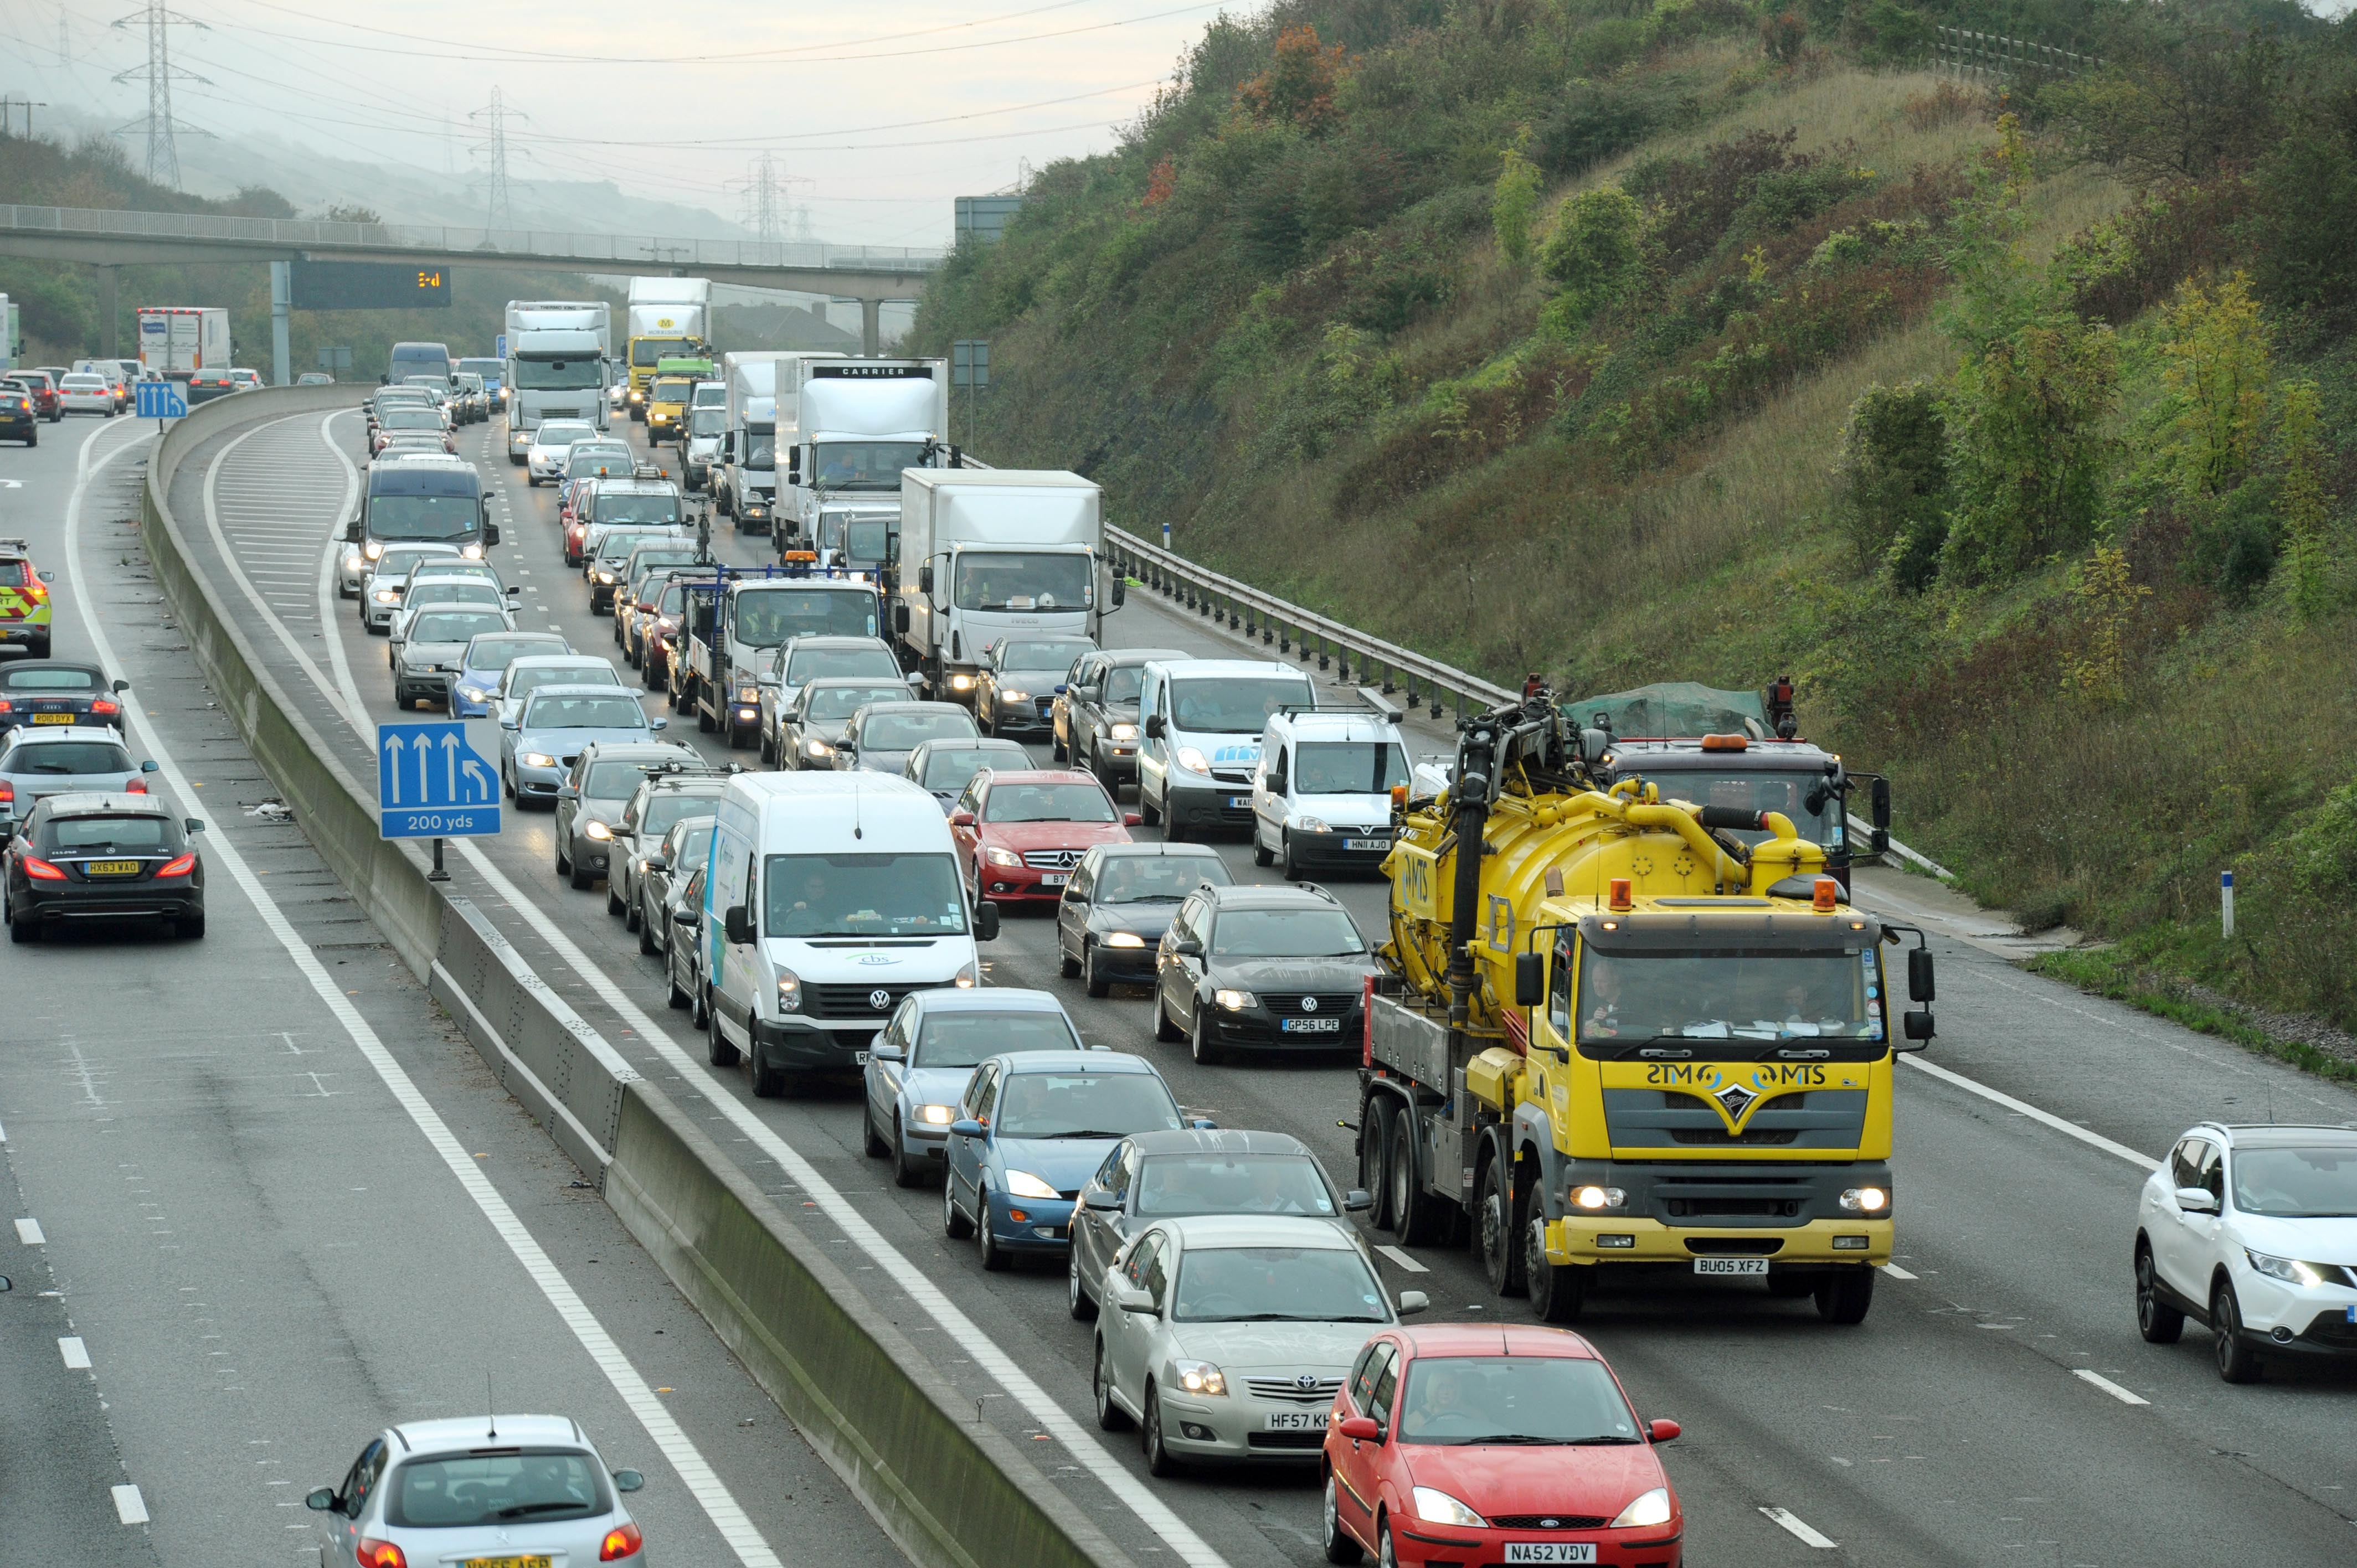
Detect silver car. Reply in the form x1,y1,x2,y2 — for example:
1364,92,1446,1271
306,1414,646,1567
385,572,513,645
501,684,668,810
525,419,601,484
359,544,466,631
392,606,516,710
832,700,979,776
491,654,621,727
554,740,701,890
0,727,158,837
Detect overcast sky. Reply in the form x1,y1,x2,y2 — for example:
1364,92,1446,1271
7,0,1238,246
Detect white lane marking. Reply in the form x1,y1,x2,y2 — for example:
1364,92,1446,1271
1900,1056,2158,1170
1374,1244,1428,1274
2073,1369,2150,1406
16,1216,45,1244
59,1335,92,1369
111,1483,150,1525
83,422,786,1568
1759,1505,1838,1548
1878,1262,1917,1281
202,416,349,706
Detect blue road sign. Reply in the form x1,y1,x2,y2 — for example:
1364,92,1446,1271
495,332,507,359
135,379,188,420
377,720,501,840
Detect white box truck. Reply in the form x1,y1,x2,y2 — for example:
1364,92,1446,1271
718,350,842,534
782,360,951,554
503,301,613,461
624,278,712,418
136,306,231,379
894,470,1123,703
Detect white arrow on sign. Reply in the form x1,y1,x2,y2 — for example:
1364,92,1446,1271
440,731,461,802
461,759,493,802
380,730,406,804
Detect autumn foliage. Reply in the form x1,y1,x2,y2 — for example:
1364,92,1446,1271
1240,26,1349,132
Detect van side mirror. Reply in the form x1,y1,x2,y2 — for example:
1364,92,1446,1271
1110,577,1126,609
893,602,912,635
975,900,1001,942
343,519,363,542
1512,951,1545,1008
723,905,754,945
483,522,500,546
1144,713,1166,738
1907,947,1934,1003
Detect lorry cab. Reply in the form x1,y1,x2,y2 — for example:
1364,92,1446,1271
339,453,497,593
1250,708,1410,879
705,771,999,1096
647,356,713,442
1135,660,1318,840
810,503,898,582
503,328,610,460
723,395,779,534
683,570,887,749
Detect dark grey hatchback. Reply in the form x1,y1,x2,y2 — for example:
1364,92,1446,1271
2,793,205,941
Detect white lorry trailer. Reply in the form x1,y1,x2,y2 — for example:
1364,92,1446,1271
136,306,231,379
893,470,1122,704
781,359,951,555
718,350,842,535
502,301,613,462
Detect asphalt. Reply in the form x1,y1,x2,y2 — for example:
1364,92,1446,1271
0,414,907,1568
153,396,2357,1567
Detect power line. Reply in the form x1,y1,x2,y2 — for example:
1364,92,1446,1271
110,3,210,189
467,85,523,229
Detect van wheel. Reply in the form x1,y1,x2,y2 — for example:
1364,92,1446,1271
1280,831,1304,881
1139,788,1161,828
1253,831,1273,868
750,1051,786,1098
704,1003,736,1065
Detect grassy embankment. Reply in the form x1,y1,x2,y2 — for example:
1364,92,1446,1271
912,0,2357,1060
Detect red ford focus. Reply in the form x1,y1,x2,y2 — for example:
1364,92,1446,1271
948,768,1137,904
1322,1324,1683,1567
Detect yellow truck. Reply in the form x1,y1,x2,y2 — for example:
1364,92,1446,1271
1359,688,1936,1324
645,356,712,443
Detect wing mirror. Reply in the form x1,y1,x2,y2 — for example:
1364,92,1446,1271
1170,936,1202,958
672,905,697,925
722,904,754,945
917,564,934,595
304,1488,337,1512
1123,812,1141,826
1344,1188,1373,1213
950,1118,986,1139
141,759,159,773
1110,577,1126,608
645,855,670,873
649,716,669,731
112,679,130,693
1144,714,1166,738
1648,1419,1682,1443
949,809,975,827
1113,1283,1158,1315
1513,951,1545,1008
1083,1189,1119,1211
612,1469,645,1493
975,900,1001,942
894,604,913,635
343,519,363,542
2176,1187,2220,1215
871,1043,904,1064
1396,1290,1429,1316
184,818,204,833
1908,946,1935,1002
1336,1416,1380,1443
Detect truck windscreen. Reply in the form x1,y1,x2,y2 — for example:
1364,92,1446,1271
744,431,775,471
953,552,1092,613
632,339,687,367
368,476,481,540
734,587,879,646
812,441,926,490
1574,947,1881,1045
512,357,600,390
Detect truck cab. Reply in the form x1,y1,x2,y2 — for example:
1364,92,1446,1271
721,396,779,534
503,328,610,462
807,502,898,582
678,568,887,750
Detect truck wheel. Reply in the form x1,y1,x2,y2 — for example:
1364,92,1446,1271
1525,1220,1586,1323
1360,1102,1396,1232
1815,1265,1876,1326
697,704,716,734
1475,1157,1526,1297
1388,1102,1452,1247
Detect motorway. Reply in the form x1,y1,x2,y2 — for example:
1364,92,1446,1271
17,393,2357,1567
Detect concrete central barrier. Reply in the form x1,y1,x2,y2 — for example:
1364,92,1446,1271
138,386,1138,1568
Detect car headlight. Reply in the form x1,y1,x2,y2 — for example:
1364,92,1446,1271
775,968,802,1013
583,820,613,841
1109,722,1138,740
984,847,1023,868
1296,816,1332,833
1839,1186,1890,1213
1104,931,1146,948
596,569,616,583
1412,1487,1485,1528
1214,988,1258,1011
519,751,556,768
363,540,384,560
998,688,1030,703
2245,1250,2329,1287
374,589,401,604
1572,1184,1627,1211
1610,1487,1673,1529
1002,1169,1060,1200
914,1103,956,1126
456,684,490,701
1175,746,1210,773
803,739,832,757
461,543,485,560
1171,1359,1227,1397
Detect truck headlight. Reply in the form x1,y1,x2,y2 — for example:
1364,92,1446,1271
1572,1185,1627,1211
1002,1168,1059,1200
1172,1360,1227,1397
949,673,974,692
775,968,802,1013
1214,988,1258,1011
363,539,385,560
1839,1186,1890,1213
735,685,759,704
1176,746,1210,773
461,542,485,560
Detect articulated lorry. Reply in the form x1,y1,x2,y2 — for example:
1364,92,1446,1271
624,278,711,420
892,470,1120,704
502,301,613,463
136,306,231,379
715,351,841,534
780,359,951,553
1358,688,1936,1326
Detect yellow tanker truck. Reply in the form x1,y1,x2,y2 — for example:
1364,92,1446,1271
1358,689,1936,1324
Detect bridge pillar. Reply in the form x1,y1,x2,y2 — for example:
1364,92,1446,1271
270,260,291,386
860,298,882,358
96,265,119,359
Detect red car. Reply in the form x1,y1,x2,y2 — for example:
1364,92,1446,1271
948,768,1137,904
1322,1324,1683,1567
3,373,61,422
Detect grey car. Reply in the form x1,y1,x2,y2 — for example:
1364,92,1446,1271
491,654,621,728
586,528,687,612
664,863,710,1019
1053,647,1192,785
553,740,701,889
831,700,979,777
635,812,715,957
359,543,465,630
0,728,159,839
609,770,727,925
392,606,514,710
385,570,512,643
756,634,913,760
770,677,921,770
501,684,668,809
861,987,1088,1188
1056,841,1233,997
903,737,1035,814
976,635,1098,739
1065,1128,1370,1320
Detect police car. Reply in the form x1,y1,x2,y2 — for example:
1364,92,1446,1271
0,540,55,658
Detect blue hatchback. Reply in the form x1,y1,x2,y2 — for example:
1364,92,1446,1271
943,1051,1193,1271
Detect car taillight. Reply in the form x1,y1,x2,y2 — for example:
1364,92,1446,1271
90,698,118,716
157,852,197,878
0,700,11,713
125,779,148,795
354,1541,407,1568
22,855,66,881
600,1522,643,1560
0,781,13,800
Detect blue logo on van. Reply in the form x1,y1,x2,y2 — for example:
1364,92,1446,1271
1211,743,1260,765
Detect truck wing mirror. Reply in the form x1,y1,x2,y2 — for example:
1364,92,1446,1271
1512,951,1545,1008
917,564,934,595
1907,946,1934,1003
343,519,363,542
1870,776,1892,855
1902,1009,1935,1043
893,602,912,635
1110,576,1126,608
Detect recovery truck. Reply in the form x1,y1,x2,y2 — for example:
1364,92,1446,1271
668,562,887,750
1561,678,1891,891
1358,689,1936,1325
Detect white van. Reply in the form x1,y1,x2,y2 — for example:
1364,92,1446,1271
1249,709,1410,878
704,772,1000,1094
1135,659,1318,839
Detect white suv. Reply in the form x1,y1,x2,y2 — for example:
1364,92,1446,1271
2135,1123,2357,1382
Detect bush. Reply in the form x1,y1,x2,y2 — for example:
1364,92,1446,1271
1537,185,1650,322
1941,318,2119,582
1493,148,1542,266
1531,82,1666,180
1835,380,1950,578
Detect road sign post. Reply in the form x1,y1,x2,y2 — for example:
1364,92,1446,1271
134,378,186,434
377,721,501,875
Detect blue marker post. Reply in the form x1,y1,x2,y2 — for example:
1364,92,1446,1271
377,719,502,879
2220,869,2235,939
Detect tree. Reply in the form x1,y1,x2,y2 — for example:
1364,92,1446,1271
2277,379,2337,621
1937,115,2042,357
1835,380,1949,585
1239,25,1349,133
2046,24,2286,188
2063,543,2149,706
2158,270,2272,503
1537,185,1648,326
1492,147,1542,266
1941,318,2119,583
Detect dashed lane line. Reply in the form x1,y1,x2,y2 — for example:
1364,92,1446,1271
59,1336,92,1370
1759,1505,1838,1548
1899,1056,2158,1172
111,1484,150,1526
2073,1370,2152,1406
